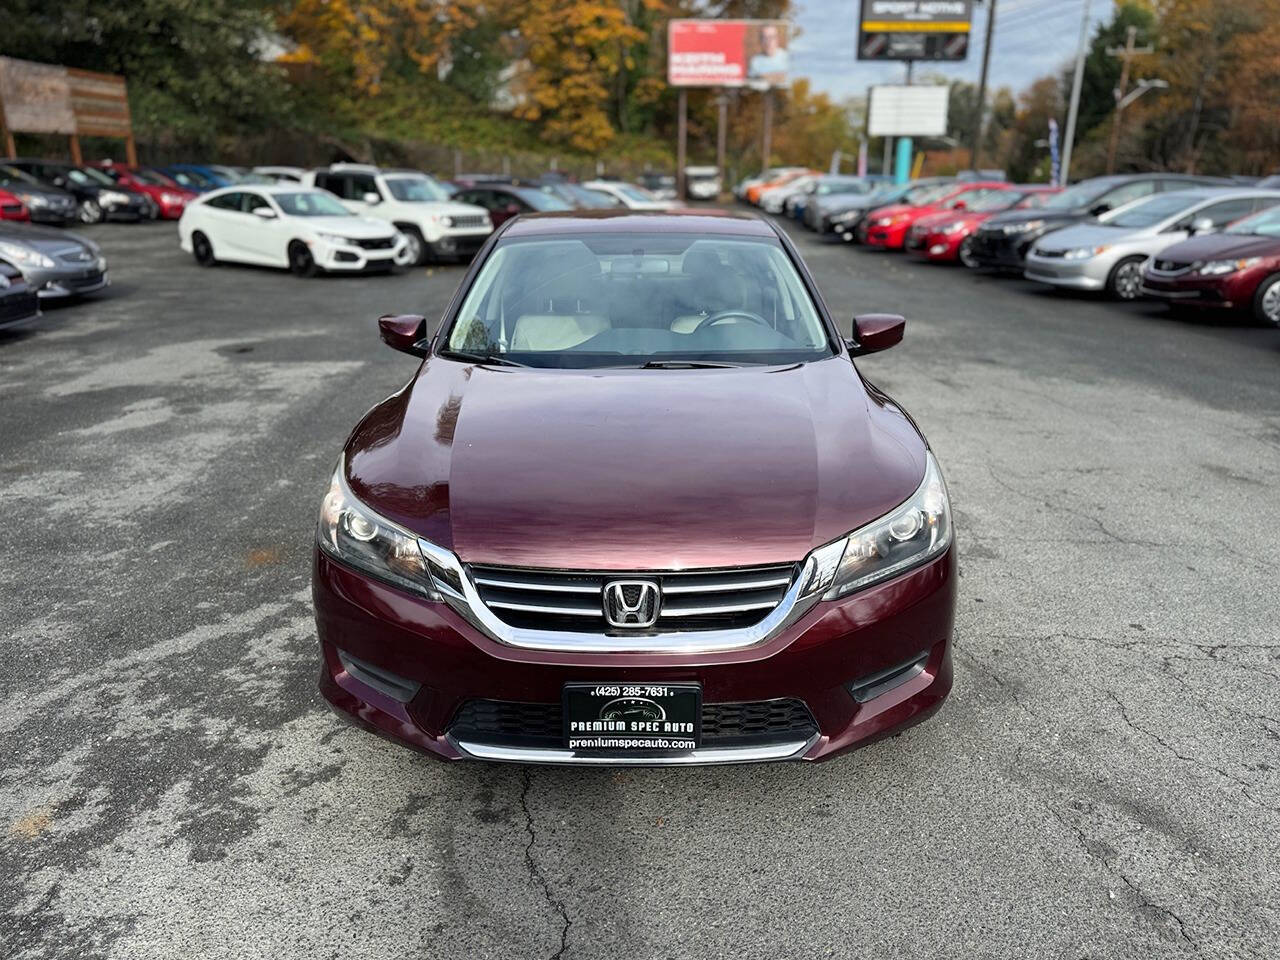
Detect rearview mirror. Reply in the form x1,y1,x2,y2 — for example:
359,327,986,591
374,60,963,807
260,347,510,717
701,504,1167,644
1188,216,1214,235
847,314,905,356
363,192,381,205
378,314,429,357
252,206,277,219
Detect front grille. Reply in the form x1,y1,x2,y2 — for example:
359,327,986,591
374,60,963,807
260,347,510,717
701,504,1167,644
469,562,796,634
448,697,817,749
0,204,22,217
450,215,488,229
353,236,395,250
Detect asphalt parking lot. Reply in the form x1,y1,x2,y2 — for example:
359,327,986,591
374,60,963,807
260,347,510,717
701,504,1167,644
2,215,1278,959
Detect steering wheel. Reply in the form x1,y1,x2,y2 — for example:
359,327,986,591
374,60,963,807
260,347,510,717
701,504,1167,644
691,308,770,332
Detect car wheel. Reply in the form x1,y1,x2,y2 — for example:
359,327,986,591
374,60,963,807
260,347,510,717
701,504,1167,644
1252,273,1280,327
958,236,979,269
79,199,104,224
1106,255,1146,300
397,225,426,266
191,231,216,267
288,241,318,278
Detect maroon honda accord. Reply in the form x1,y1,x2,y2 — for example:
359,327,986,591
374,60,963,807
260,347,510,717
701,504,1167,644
313,210,955,764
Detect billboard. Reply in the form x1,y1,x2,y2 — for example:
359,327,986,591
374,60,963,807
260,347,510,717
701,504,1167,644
0,57,132,138
668,20,790,89
867,85,950,137
858,0,973,61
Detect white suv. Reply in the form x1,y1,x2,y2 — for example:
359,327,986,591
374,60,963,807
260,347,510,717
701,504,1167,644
304,164,493,264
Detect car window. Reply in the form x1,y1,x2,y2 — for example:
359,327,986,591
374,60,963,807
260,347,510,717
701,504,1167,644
512,188,572,212
206,192,245,211
241,192,272,213
383,175,450,202
444,233,833,368
1102,193,1200,229
1225,204,1280,237
458,189,494,209
347,173,378,198
314,173,353,199
1188,198,1262,228
1098,179,1155,211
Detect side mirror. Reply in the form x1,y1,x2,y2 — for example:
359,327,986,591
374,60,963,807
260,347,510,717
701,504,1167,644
1188,216,1214,235
847,313,905,356
252,206,277,219
1089,202,1111,216
378,314,429,356
952,200,967,211
363,191,381,205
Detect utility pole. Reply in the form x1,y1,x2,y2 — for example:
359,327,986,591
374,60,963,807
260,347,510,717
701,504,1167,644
1105,25,1153,174
676,88,687,201
1061,0,1092,185
970,0,998,171
715,92,728,192
761,89,773,170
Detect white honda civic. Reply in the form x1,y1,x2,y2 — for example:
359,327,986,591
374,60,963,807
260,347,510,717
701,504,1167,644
178,185,411,276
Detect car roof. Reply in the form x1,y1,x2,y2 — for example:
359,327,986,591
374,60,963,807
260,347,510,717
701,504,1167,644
501,209,776,238
1157,186,1280,202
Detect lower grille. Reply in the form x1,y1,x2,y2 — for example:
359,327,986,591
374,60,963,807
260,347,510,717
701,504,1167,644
448,697,817,749
469,562,796,634
354,236,396,250
60,271,105,290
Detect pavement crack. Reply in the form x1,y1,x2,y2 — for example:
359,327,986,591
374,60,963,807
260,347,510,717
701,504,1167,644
521,767,572,960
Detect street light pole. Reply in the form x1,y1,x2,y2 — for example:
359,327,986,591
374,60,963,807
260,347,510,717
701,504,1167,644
1061,0,1093,186
1105,24,1154,173
970,0,998,171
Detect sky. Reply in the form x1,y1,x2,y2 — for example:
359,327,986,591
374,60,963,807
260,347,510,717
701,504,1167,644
790,0,1117,101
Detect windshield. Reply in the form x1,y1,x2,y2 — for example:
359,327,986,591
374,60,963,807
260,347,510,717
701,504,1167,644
815,178,870,196
616,184,660,203
512,188,573,211
1225,205,1280,237
966,190,1020,212
1103,193,1199,229
384,175,450,202
69,167,116,186
0,164,40,187
444,233,833,368
1041,178,1123,211
547,184,617,208
903,183,952,205
273,191,351,217
170,169,214,188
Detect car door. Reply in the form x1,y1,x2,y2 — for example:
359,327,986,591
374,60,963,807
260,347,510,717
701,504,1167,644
457,189,505,223
200,192,247,260
239,191,286,265
1184,197,1263,235
344,173,382,216
314,172,360,213
1092,179,1156,216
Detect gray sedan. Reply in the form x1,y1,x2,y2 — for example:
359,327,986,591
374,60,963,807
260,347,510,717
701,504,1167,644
0,224,109,300
1024,188,1280,299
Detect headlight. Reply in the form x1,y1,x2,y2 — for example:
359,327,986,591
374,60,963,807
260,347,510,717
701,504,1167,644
1061,245,1109,260
100,190,130,204
1003,219,1044,235
18,192,48,208
314,232,352,245
161,192,184,205
317,464,443,601
799,453,951,600
938,221,966,235
1196,257,1260,276
0,240,54,269
871,217,894,227
831,210,860,225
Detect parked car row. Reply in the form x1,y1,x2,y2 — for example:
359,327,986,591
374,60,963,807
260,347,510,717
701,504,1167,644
751,167,1280,327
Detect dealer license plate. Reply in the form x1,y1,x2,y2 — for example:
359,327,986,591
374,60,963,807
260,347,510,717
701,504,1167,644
563,683,701,753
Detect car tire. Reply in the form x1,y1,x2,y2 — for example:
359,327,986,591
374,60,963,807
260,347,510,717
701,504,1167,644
1251,273,1280,327
191,231,217,267
288,241,319,278
396,224,427,266
79,199,104,225
1106,255,1146,300
958,236,979,269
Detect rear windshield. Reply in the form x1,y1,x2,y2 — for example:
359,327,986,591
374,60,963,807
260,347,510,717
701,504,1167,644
443,233,833,368
903,183,952,205
384,175,451,202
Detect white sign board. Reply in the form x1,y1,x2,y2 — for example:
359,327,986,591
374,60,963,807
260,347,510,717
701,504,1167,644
867,85,949,137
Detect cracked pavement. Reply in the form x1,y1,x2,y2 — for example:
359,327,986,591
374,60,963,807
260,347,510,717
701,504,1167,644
1,216,1278,959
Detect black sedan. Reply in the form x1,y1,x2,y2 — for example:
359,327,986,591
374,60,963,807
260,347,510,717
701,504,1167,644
0,164,78,226
0,258,41,330
3,159,153,223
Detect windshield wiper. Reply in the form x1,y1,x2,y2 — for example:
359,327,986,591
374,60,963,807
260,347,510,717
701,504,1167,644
437,349,529,367
639,359,744,369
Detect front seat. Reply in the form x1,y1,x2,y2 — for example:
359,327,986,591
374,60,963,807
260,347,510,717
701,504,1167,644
672,248,745,333
508,244,609,351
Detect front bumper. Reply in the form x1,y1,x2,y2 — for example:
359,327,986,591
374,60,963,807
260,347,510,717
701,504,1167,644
906,230,964,262
313,547,957,765
34,265,110,299
968,229,1043,270
864,222,911,249
1140,269,1262,310
431,230,493,259
1023,254,1108,291
314,235,408,272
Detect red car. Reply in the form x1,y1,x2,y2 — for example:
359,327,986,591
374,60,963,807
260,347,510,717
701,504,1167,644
93,162,197,219
862,181,1009,250
313,211,956,765
1140,202,1280,327
0,188,30,221
906,186,1062,266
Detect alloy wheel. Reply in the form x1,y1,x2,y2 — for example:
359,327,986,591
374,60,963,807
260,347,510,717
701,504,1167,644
1261,280,1280,326
192,232,215,266
289,242,317,278
401,230,424,266
79,200,103,224
958,237,979,269
1112,259,1143,300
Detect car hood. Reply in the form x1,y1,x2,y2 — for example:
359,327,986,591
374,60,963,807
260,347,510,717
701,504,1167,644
915,210,985,231
3,182,74,201
344,358,927,571
983,209,1086,229
298,215,396,236
0,222,94,253
1034,223,1135,251
1155,233,1280,262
